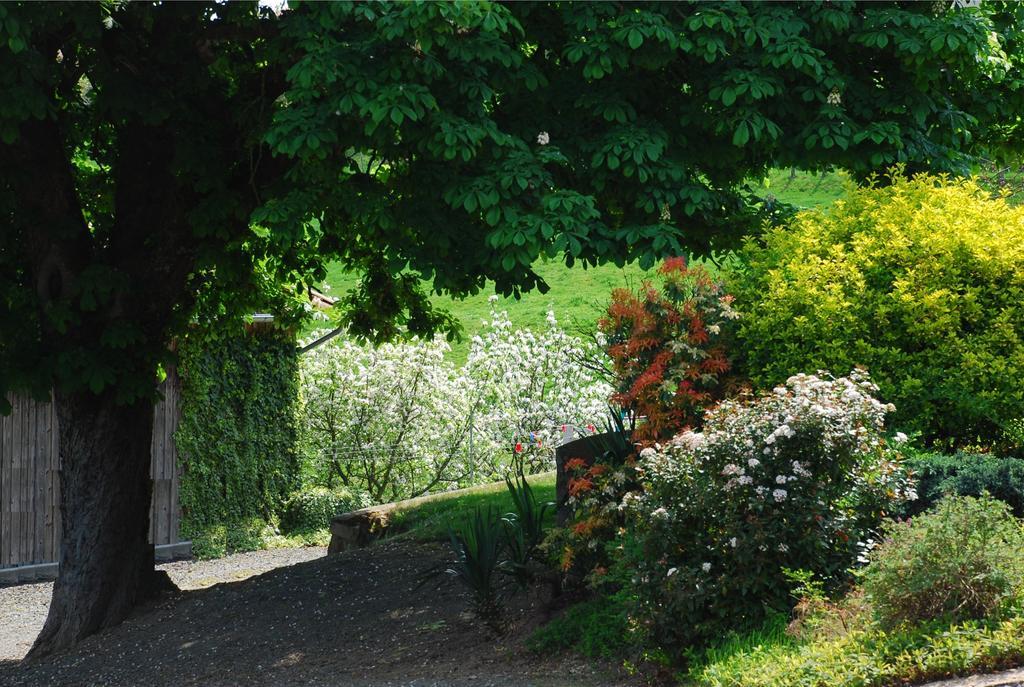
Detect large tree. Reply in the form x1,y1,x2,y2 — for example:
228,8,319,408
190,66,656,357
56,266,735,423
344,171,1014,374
1,0,1020,657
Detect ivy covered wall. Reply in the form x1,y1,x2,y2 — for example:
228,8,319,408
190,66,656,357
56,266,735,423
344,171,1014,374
175,325,300,556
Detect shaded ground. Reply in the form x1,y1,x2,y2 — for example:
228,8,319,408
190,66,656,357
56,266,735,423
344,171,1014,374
0,541,636,687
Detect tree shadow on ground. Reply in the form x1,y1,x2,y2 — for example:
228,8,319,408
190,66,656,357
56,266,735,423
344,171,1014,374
0,541,635,687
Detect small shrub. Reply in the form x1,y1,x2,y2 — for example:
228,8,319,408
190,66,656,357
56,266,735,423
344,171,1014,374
189,518,275,559
622,370,913,654
598,257,739,442
279,486,371,533
729,173,1024,447
903,451,1024,518
863,494,1024,628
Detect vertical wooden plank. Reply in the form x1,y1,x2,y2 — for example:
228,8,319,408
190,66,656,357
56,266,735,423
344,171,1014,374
43,395,53,564
158,390,169,545
31,399,39,563
50,392,61,565
13,394,24,566
1,394,8,567
19,394,29,566
36,397,48,564
157,480,170,545
168,369,181,545
3,395,13,568
149,384,160,544
7,394,16,567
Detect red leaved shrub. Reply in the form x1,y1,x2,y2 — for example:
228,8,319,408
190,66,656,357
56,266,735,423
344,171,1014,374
598,257,739,442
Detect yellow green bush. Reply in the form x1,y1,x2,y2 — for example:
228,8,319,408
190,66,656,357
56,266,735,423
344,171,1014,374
729,173,1024,446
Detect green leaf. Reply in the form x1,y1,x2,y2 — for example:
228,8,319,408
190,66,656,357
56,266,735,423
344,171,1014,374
485,206,501,226
732,121,750,146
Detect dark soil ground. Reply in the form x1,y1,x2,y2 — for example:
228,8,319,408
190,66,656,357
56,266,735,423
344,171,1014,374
0,541,639,687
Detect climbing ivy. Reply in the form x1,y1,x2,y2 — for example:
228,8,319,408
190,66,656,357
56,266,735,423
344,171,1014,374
175,325,301,557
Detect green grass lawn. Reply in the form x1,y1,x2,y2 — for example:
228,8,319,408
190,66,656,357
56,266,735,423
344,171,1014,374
315,169,849,361
320,259,652,362
386,472,556,542
749,167,851,210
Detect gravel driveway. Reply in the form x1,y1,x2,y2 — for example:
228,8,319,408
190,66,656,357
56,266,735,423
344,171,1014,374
0,547,326,662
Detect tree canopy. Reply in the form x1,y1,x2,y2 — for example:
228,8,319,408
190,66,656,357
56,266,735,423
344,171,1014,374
0,0,1022,655
2,1,1023,399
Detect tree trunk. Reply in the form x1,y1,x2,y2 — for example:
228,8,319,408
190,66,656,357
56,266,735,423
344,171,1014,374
26,390,175,660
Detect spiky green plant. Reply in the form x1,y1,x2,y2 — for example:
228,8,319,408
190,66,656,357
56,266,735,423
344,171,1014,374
446,506,506,622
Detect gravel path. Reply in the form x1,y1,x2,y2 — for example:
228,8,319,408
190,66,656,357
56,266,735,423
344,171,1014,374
0,542,635,687
919,668,1024,687
0,547,325,662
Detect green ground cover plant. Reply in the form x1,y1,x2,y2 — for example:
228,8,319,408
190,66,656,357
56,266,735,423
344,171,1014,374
526,591,635,660
687,615,1024,687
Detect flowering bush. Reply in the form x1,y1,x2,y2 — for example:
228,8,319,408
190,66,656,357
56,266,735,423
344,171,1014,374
463,303,612,475
598,257,739,443
621,370,915,653
299,334,472,502
298,306,611,502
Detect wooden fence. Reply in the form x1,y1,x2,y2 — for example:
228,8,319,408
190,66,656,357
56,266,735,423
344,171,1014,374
0,368,186,578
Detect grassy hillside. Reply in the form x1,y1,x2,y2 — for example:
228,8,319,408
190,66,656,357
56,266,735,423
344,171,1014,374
316,169,849,361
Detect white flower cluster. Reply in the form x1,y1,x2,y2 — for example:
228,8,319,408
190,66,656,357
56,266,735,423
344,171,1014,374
630,369,914,545
298,306,611,500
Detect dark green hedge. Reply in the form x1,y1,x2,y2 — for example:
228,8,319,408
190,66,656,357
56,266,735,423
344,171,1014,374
176,325,300,555
902,451,1024,519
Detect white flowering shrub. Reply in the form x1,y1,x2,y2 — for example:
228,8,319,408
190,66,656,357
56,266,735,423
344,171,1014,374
463,304,612,475
299,335,473,502
620,369,915,652
298,306,611,502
